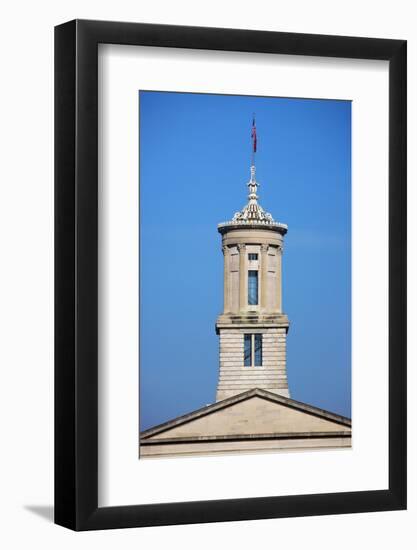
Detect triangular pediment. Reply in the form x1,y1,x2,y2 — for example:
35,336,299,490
140,388,351,442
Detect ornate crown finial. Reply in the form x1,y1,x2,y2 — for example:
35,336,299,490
231,164,274,224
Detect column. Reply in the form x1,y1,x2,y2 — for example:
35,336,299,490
222,245,230,313
276,245,283,312
260,244,268,310
238,244,246,312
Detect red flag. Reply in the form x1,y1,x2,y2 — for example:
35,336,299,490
251,118,257,153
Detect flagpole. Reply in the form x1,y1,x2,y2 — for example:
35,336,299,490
251,114,257,182
251,114,256,169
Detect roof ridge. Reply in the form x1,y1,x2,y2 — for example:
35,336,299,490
140,388,351,440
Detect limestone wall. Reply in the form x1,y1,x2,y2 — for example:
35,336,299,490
216,327,289,401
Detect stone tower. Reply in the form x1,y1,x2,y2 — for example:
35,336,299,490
216,146,290,401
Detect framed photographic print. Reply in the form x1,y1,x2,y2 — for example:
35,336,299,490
55,20,406,530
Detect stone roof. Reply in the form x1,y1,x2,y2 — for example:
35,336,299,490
139,388,351,457
140,387,352,441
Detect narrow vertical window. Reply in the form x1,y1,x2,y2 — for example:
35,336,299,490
254,334,262,366
243,334,263,367
244,334,252,367
248,270,258,305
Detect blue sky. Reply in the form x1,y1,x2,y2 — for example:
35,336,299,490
139,91,351,431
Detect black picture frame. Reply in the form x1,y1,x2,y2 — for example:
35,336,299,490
55,19,407,531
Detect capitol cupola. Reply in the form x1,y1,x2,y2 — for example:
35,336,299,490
215,119,290,401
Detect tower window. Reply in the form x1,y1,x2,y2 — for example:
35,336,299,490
248,270,258,305
244,334,263,367
254,334,262,366
244,334,251,366
248,253,258,261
